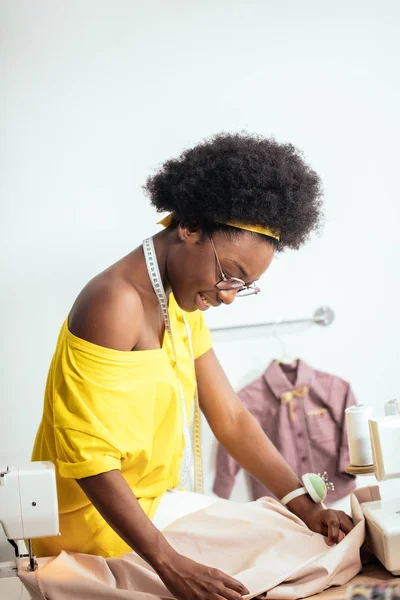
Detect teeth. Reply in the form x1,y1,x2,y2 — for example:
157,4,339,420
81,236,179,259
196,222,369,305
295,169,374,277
200,293,211,307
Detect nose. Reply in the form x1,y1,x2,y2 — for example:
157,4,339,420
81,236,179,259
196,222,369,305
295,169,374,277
217,289,238,305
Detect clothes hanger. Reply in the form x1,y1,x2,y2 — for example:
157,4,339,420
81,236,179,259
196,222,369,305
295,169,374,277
272,328,297,366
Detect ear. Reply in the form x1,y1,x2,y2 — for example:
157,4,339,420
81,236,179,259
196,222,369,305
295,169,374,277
176,223,204,245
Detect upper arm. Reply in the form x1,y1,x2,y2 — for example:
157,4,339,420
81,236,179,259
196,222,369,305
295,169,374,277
68,277,143,351
195,348,245,440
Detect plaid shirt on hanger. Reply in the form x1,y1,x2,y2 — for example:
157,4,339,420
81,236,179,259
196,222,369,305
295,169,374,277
213,359,356,503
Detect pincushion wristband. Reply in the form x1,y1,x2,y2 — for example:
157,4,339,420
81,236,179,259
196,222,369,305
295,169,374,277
280,472,335,506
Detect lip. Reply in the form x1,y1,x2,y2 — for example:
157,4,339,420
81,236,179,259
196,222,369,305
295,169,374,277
196,292,210,311
199,292,220,308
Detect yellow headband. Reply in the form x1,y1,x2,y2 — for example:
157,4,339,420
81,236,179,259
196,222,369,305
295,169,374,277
157,213,280,241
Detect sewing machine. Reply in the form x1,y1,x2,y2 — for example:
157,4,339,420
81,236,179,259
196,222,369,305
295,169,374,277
347,415,400,576
0,461,59,599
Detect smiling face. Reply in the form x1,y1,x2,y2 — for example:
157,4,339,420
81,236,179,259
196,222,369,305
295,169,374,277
167,226,276,312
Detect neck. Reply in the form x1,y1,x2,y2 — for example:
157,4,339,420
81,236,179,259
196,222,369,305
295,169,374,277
124,229,173,301
149,229,173,298
118,228,176,308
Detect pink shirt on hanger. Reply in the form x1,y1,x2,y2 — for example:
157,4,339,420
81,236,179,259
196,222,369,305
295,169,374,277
213,359,356,503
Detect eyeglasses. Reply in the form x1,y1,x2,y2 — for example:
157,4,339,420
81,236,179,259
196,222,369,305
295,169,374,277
209,235,261,297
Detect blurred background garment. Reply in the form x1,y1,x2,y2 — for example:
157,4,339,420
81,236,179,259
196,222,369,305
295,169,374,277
213,359,356,503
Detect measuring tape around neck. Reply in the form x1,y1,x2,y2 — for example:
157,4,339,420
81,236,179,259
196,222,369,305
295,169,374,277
143,237,203,493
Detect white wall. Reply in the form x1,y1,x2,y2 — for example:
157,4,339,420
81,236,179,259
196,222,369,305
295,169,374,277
1,0,400,560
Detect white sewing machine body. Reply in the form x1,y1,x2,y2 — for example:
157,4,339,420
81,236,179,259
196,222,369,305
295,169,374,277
358,415,400,576
0,560,32,599
362,497,400,576
0,461,59,599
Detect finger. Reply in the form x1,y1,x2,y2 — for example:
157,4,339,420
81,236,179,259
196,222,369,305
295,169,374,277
212,579,244,600
219,572,250,596
327,517,341,546
338,512,354,535
215,590,244,600
314,521,328,537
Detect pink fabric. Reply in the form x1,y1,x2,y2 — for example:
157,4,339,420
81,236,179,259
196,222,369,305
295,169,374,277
214,360,356,503
19,492,368,600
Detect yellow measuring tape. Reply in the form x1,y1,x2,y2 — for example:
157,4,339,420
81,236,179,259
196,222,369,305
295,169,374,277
182,312,203,494
193,387,204,494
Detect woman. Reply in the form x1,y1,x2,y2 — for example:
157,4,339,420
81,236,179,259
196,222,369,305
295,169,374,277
32,133,353,600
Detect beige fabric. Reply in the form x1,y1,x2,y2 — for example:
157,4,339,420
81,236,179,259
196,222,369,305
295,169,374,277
19,490,371,600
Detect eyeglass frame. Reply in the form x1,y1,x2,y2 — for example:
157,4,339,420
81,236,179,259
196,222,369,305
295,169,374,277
208,234,261,297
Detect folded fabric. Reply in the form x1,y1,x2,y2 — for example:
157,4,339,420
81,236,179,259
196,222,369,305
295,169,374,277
19,490,369,600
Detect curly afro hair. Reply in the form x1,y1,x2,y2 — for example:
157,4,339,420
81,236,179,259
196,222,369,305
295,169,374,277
144,132,323,251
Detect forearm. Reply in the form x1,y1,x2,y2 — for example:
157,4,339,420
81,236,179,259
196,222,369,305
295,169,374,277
216,409,315,519
77,470,175,570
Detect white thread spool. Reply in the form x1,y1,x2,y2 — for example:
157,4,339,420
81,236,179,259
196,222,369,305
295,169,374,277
384,399,400,416
345,405,373,466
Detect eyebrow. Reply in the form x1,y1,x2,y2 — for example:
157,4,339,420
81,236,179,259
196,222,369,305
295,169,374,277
225,258,249,281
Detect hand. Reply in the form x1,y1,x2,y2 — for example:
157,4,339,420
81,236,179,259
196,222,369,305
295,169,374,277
301,504,354,546
157,551,250,600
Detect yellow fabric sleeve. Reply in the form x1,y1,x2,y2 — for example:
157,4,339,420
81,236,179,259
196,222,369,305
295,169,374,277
53,330,157,480
56,430,122,480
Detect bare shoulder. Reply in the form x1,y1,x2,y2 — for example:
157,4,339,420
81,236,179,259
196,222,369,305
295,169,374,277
68,273,144,351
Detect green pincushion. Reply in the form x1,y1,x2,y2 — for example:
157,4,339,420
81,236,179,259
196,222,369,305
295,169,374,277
302,473,329,503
